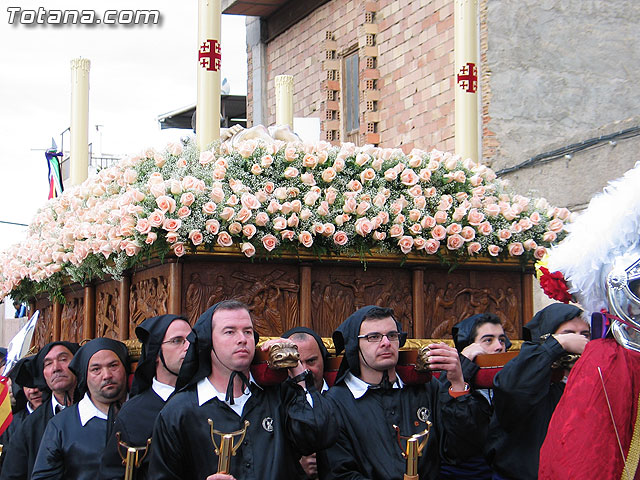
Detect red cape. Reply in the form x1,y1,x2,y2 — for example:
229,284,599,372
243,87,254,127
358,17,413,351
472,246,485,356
540,338,640,479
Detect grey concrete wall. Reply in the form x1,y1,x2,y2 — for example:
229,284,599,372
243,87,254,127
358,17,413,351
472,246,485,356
486,0,640,183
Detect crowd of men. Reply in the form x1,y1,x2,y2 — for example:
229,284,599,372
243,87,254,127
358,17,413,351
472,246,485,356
0,299,598,479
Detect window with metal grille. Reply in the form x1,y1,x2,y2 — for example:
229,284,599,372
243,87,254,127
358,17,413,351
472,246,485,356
344,52,360,133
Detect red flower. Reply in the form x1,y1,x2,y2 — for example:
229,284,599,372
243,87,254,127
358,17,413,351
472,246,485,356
538,266,573,303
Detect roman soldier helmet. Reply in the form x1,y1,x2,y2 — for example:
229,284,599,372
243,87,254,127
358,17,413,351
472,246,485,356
546,162,640,352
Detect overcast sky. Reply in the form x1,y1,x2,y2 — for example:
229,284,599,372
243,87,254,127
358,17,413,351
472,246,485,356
0,0,247,251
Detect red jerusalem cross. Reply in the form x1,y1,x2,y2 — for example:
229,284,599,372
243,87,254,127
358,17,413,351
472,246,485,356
199,39,221,72
457,62,478,93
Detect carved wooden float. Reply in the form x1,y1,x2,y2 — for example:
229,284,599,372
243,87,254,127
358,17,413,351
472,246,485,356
29,247,534,350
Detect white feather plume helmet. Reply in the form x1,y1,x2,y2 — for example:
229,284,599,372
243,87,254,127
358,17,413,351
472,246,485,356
547,161,640,314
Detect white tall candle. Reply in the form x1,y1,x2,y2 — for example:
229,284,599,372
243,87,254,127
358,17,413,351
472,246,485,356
70,58,90,186
275,75,294,128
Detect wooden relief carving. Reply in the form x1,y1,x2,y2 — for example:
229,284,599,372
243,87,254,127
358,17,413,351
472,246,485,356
96,287,120,339
33,303,54,349
183,266,299,336
424,274,522,339
60,297,84,343
129,276,169,337
309,268,412,337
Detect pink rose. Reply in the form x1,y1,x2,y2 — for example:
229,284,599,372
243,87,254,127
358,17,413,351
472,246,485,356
273,217,287,231
407,185,422,198
284,146,297,162
424,187,437,198
212,167,227,180
255,213,269,227
488,245,501,257
477,221,493,235
148,210,165,227
242,224,257,239
321,167,337,183
262,234,278,251
529,212,541,225
384,168,398,181
175,157,187,168
523,239,537,251
301,173,316,186
220,207,235,221
154,154,166,168
202,202,217,215
323,223,336,236
313,223,324,235
241,242,256,257
251,164,263,175
447,234,464,250
210,187,225,204
303,154,318,169
264,182,275,194
421,215,436,229
240,192,261,211
355,153,370,166
355,218,373,237
461,226,476,241
534,246,547,260
508,242,524,256
409,224,422,235
238,140,257,158
199,151,215,165
205,219,220,235
145,232,157,245
435,211,448,224
317,201,330,217
168,142,183,156
543,231,557,242
281,230,295,241
467,242,482,255
452,207,466,222
342,197,357,214
333,157,345,172
446,223,462,235
467,208,485,226
425,239,440,254
267,199,282,214
180,192,195,207
400,169,419,186
333,231,348,246
182,176,199,190
284,167,299,179
347,180,362,192
356,201,371,216
261,155,274,168
556,207,570,220
372,231,387,241
389,224,404,238
408,209,421,222
548,219,564,232
135,218,151,234
123,169,138,184
414,196,427,209
377,211,390,225
299,231,314,248
498,229,512,241
325,188,338,205
124,241,141,257
165,232,179,244
287,213,299,228
360,168,376,183
172,242,186,257
177,206,191,219
155,195,176,214
413,237,427,250
398,236,414,254
217,232,233,247
431,225,446,240
227,194,239,206
228,222,242,235
437,195,453,211
159,216,180,232
484,204,501,217
371,157,384,171
189,229,204,246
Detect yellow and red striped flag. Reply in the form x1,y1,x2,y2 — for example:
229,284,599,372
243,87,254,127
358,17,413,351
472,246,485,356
0,376,13,436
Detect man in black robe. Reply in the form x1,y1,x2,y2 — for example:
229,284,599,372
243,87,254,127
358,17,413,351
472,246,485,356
1,342,79,480
31,338,129,480
0,355,40,474
325,305,483,480
98,315,191,480
282,327,330,480
439,313,511,480
148,299,337,480
485,303,590,480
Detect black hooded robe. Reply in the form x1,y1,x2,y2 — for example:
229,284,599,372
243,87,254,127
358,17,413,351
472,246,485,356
98,315,188,480
325,306,484,480
485,303,582,480
147,304,338,480
30,338,129,480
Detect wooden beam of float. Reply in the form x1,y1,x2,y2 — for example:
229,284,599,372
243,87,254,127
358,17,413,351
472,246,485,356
70,58,90,186
196,0,222,150
454,0,479,164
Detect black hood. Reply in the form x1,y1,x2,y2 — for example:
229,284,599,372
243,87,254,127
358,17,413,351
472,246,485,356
452,313,512,352
523,303,583,342
176,302,260,390
332,305,406,383
30,342,80,391
68,338,130,397
133,314,189,395
282,326,329,367
10,355,36,411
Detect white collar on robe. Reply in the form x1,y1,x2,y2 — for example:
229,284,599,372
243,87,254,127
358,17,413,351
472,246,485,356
152,377,175,402
344,371,403,399
78,392,107,426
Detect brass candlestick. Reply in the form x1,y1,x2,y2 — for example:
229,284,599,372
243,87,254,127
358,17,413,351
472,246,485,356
393,423,431,479
116,432,152,480
208,419,250,474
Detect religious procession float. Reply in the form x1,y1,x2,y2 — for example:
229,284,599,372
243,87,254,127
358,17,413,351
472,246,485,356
0,0,571,358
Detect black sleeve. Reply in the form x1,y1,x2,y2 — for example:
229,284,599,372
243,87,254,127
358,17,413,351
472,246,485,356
324,428,370,480
280,378,339,456
0,421,29,480
146,411,183,480
30,420,64,480
97,416,126,480
460,354,479,383
492,338,565,428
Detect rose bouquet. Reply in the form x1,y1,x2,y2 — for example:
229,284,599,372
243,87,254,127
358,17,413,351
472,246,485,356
0,137,571,302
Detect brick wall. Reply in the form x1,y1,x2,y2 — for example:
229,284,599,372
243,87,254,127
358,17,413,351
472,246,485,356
247,0,488,155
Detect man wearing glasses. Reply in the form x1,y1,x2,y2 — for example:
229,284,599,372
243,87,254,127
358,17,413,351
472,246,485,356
325,305,483,479
98,315,191,480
